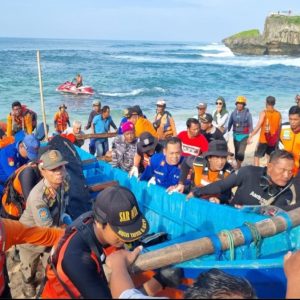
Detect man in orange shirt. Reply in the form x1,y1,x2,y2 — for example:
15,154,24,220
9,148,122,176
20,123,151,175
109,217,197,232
248,96,282,166
0,218,63,298
127,106,158,138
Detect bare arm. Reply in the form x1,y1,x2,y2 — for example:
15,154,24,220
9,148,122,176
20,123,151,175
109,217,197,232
249,111,265,138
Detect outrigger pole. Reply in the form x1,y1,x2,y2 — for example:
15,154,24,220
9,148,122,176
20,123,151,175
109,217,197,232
131,207,300,273
37,50,48,141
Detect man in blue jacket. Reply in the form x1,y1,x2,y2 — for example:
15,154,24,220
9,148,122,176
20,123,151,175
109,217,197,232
0,134,40,195
140,137,183,190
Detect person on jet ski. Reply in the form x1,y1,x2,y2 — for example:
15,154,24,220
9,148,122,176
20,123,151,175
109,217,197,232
74,74,83,88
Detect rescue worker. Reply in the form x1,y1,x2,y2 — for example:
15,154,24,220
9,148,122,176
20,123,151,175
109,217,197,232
129,131,163,178
127,106,158,138
140,137,184,190
41,186,149,299
6,101,37,136
111,121,138,172
1,161,42,220
153,99,177,142
188,150,299,211
0,218,63,298
0,134,40,196
227,96,253,169
174,140,233,202
18,149,69,297
279,105,300,172
248,96,282,166
177,118,208,157
54,104,70,134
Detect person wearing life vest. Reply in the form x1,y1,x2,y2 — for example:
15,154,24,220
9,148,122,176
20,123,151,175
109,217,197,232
1,162,41,220
54,104,70,134
227,96,253,169
41,186,149,299
153,99,177,142
6,101,37,137
279,106,300,172
0,134,40,197
18,149,69,297
0,218,63,299
172,140,233,203
248,96,282,167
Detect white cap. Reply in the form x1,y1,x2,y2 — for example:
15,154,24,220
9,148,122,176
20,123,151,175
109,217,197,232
156,99,166,106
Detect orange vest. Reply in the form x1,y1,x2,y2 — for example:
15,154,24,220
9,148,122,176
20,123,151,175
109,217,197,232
280,124,300,170
54,111,69,133
193,158,231,187
1,163,37,220
259,109,281,144
0,221,5,296
42,218,109,299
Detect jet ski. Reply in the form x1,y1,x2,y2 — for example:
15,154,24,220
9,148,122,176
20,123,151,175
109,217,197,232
56,81,94,95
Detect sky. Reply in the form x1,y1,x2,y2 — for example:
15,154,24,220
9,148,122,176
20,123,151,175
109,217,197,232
1,0,300,42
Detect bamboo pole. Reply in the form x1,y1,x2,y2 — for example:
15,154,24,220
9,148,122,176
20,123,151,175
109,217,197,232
131,207,300,273
37,50,48,141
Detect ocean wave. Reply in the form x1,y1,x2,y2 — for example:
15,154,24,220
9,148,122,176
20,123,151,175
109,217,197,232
99,87,166,97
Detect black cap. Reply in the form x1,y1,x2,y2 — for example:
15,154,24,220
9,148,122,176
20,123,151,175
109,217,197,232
204,140,230,158
199,113,213,123
93,186,149,242
137,132,158,153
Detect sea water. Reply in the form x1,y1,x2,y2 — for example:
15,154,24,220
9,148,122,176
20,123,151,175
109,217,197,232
1,37,300,133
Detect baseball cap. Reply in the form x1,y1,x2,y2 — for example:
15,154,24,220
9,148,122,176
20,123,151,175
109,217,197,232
196,102,207,109
22,134,40,161
39,150,68,170
199,113,213,123
93,99,101,106
137,132,158,153
121,121,135,134
127,106,140,118
156,99,166,106
93,186,149,242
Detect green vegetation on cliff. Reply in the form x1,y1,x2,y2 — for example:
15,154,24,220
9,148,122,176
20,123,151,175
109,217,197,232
229,29,260,39
269,14,300,25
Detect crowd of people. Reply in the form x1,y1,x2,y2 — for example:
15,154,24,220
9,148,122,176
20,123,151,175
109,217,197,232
0,93,300,298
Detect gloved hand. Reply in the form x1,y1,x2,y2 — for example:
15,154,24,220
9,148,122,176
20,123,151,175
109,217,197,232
147,176,156,187
129,166,139,178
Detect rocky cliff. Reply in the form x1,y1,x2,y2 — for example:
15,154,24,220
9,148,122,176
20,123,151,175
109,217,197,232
223,14,300,56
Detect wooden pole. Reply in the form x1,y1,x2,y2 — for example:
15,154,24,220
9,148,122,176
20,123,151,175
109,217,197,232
131,207,300,273
75,132,117,140
37,50,48,141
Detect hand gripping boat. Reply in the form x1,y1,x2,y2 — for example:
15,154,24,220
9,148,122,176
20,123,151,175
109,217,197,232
56,81,94,95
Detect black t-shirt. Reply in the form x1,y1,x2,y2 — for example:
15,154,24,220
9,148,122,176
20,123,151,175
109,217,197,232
61,223,112,299
193,166,298,211
201,127,225,143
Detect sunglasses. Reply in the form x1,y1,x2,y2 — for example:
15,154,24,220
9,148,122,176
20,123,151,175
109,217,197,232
235,102,245,105
216,102,223,105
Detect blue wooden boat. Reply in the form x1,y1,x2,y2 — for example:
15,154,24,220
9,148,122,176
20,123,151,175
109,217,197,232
77,147,300,299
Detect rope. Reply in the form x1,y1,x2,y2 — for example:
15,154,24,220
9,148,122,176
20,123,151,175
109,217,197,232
220,230,235,261
244,222,262,258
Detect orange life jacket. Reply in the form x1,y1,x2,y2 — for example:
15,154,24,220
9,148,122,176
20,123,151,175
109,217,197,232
1,163,38,220
280,124,300,171
0,221,5,296
259,109,281,144
193,157,231,187
41,214,110,299
0,136,15,149
54,111,69,133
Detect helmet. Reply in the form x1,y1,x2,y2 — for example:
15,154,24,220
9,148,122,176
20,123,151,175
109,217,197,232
235,95,247,105
156,99,166,107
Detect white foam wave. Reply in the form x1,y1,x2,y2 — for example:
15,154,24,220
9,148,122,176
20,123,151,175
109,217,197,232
111,53,300,68
99,87,166,97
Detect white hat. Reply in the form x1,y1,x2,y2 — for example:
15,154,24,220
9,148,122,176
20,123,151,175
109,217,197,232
156,99,166,106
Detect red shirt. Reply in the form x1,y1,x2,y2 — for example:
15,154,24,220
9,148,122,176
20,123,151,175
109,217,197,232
178,131,208,156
